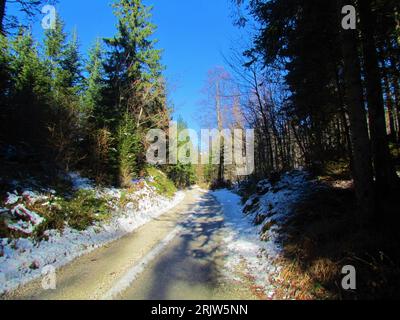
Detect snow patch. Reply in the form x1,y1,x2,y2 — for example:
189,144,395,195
212,171,314,299
68,172,94,191
0,181,185,295
5,193,20,206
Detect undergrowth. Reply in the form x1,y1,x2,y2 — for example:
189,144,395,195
269,163,400,300
146,167,177,198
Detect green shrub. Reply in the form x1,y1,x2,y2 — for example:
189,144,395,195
166,163,196,189
60,190,110,231
146,167,177,198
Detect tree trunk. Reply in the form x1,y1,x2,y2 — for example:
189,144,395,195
382,70,397,141
379,46,397,141
395,5,400,46
338,0,375,220
215,81,224,184
389,55,400,142
359,0,399,190
0,0,6,35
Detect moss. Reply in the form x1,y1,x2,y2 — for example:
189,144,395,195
146,167,177,198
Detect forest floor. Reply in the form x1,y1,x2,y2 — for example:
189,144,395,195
238,167,400,300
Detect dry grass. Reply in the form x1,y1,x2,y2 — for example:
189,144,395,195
274,183,400,300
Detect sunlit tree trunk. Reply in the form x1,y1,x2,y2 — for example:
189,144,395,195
383,70,397,141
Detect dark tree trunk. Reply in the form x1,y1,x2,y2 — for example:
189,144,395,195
390,55,400,142
0,0,6,35
359,0,399,189
393,76,400,142
338,0,375,220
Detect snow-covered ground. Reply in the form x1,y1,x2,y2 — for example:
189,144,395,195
212,171,315,299
0,174,185,295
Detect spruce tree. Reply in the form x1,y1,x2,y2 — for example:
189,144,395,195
43,18,84,171
103,0,167,185
83,39,105,116
104,0,164,118
60,29,83,96
0,34,12,142
9,29,51,149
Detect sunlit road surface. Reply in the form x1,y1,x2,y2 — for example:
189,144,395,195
4,188,260,300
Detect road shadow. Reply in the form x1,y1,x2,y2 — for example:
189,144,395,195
143,192,228,300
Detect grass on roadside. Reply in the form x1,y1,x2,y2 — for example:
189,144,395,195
273,184,400,300
1,189,111,240
146,167,177,198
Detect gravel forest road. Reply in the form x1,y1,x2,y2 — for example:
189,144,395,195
4,188,261,300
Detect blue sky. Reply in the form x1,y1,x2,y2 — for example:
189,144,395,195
8,0,246,132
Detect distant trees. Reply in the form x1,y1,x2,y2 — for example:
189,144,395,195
165,118,197,188
233,0,400,219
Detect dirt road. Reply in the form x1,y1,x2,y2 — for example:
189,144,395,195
4,188,260,300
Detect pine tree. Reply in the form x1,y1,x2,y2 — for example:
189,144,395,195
59,29,82,95
102,0,168,185
0,34,12,142
83,39,105,116
44,14,66,70
43,18,85,171
117,111,141,186
104,0,164,123
9,29,51,149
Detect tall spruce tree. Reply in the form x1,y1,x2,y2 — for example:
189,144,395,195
102,0,167,185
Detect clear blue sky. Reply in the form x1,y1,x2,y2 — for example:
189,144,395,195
8,0,246,132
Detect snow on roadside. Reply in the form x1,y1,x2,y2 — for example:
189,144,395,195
212,190,279,298
0,174,185,295
68,172,94,191
212,171,315,299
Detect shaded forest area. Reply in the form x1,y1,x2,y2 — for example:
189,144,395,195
228,0,400,299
